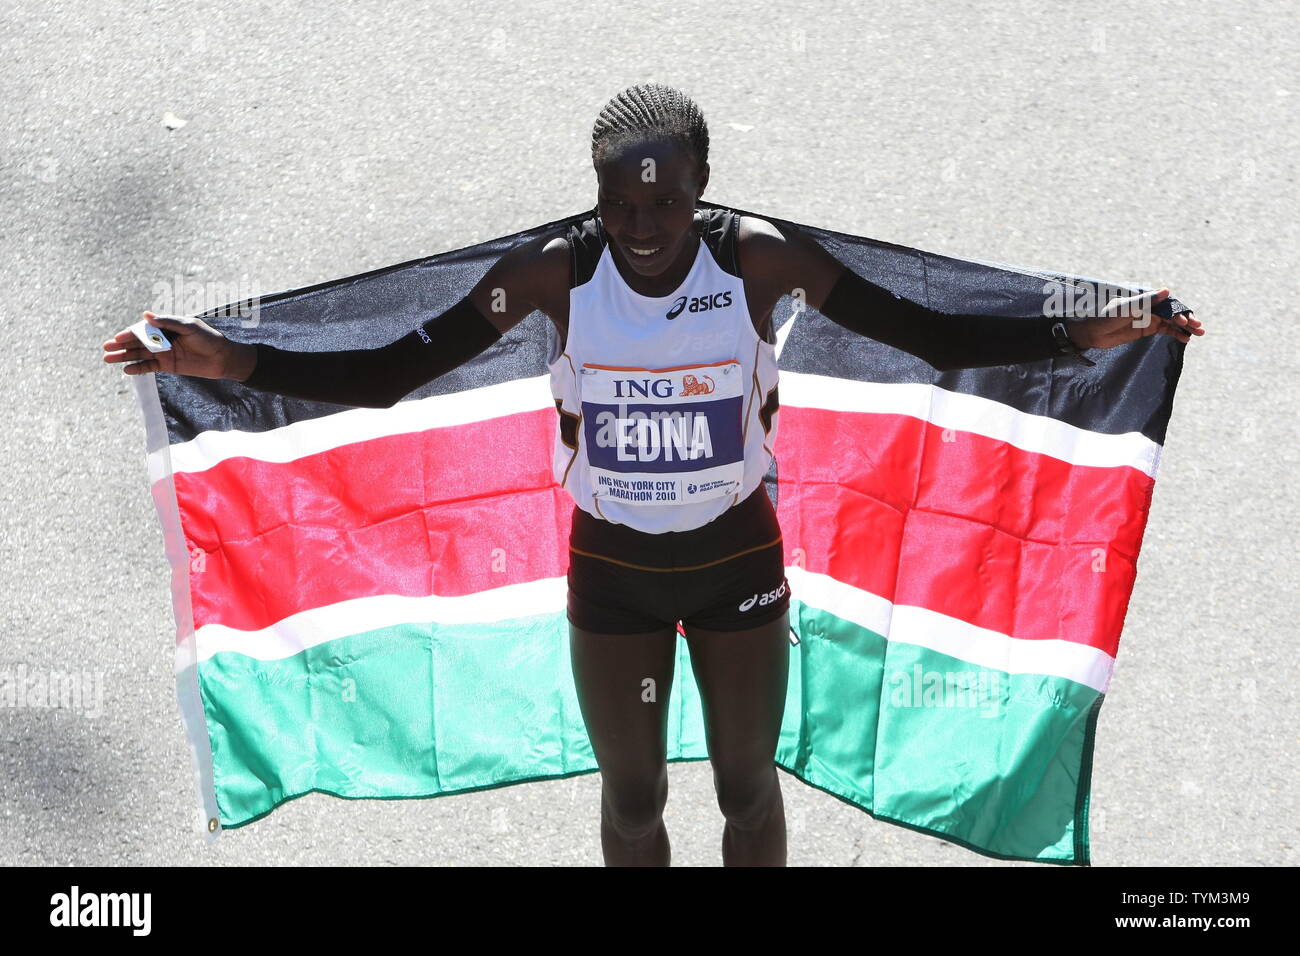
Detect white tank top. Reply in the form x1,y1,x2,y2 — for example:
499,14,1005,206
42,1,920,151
547,207,780,533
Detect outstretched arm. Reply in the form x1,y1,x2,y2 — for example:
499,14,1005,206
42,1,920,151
818,264,1072,370
234,296,503,408
235,233,566,407
103,232,569,408
742,217,1201,371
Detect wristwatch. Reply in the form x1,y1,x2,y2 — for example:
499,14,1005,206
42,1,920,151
1050,321,1097,367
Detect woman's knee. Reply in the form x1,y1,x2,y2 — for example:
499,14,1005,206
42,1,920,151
713,762,780,828
601,765,669,839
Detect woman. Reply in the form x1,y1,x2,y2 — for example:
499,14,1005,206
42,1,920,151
102,83,1204,867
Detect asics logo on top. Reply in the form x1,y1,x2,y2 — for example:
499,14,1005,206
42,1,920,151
666,290,733,320
738,580,788,612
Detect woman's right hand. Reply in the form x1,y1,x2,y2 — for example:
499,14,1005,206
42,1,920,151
101,311,255,381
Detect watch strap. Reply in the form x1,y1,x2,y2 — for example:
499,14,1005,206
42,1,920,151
1051,321,1097,367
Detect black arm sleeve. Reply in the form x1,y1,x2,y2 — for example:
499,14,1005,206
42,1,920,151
239,296,503,408
818,267,1077,371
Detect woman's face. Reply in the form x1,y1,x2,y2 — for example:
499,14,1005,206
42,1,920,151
595,138,709,278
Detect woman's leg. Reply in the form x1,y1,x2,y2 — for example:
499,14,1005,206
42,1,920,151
681,607,791,867
569,621,680,866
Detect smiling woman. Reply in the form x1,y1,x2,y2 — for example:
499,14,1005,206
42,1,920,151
590,89,712,295
539,85,798,867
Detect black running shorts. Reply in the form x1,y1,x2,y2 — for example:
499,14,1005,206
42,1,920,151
566,483,792,635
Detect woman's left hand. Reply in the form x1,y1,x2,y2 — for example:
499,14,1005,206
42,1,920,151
1068,288,1205,350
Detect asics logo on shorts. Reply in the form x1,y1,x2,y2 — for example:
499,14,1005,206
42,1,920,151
738,579,788,612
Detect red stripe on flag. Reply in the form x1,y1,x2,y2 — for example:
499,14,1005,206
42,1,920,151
774,406,1152,656
174,404,1151,654
174,408,570,632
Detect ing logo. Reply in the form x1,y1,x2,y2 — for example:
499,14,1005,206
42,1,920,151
680,374,714,396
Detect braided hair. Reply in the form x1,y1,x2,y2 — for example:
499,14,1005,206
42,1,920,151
590,84,710,175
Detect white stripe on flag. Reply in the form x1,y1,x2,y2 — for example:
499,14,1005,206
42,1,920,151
157,371,1160,480
190,574,567,667
192,564,1112,693
156,373,556,477
787,565,1115,693
779,371,1162,478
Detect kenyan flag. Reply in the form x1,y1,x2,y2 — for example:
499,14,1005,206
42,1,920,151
134,200,1188,864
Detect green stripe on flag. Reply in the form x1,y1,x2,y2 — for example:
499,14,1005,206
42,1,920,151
778,601,1101,864
199,612,710,827
198,600,1100,863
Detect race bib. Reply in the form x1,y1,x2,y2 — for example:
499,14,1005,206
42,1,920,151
579,359,745,505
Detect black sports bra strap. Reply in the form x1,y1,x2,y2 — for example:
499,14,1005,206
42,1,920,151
697,207,742,280
567,211,606,290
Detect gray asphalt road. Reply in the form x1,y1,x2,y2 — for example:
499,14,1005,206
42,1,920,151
1,0,1295,866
